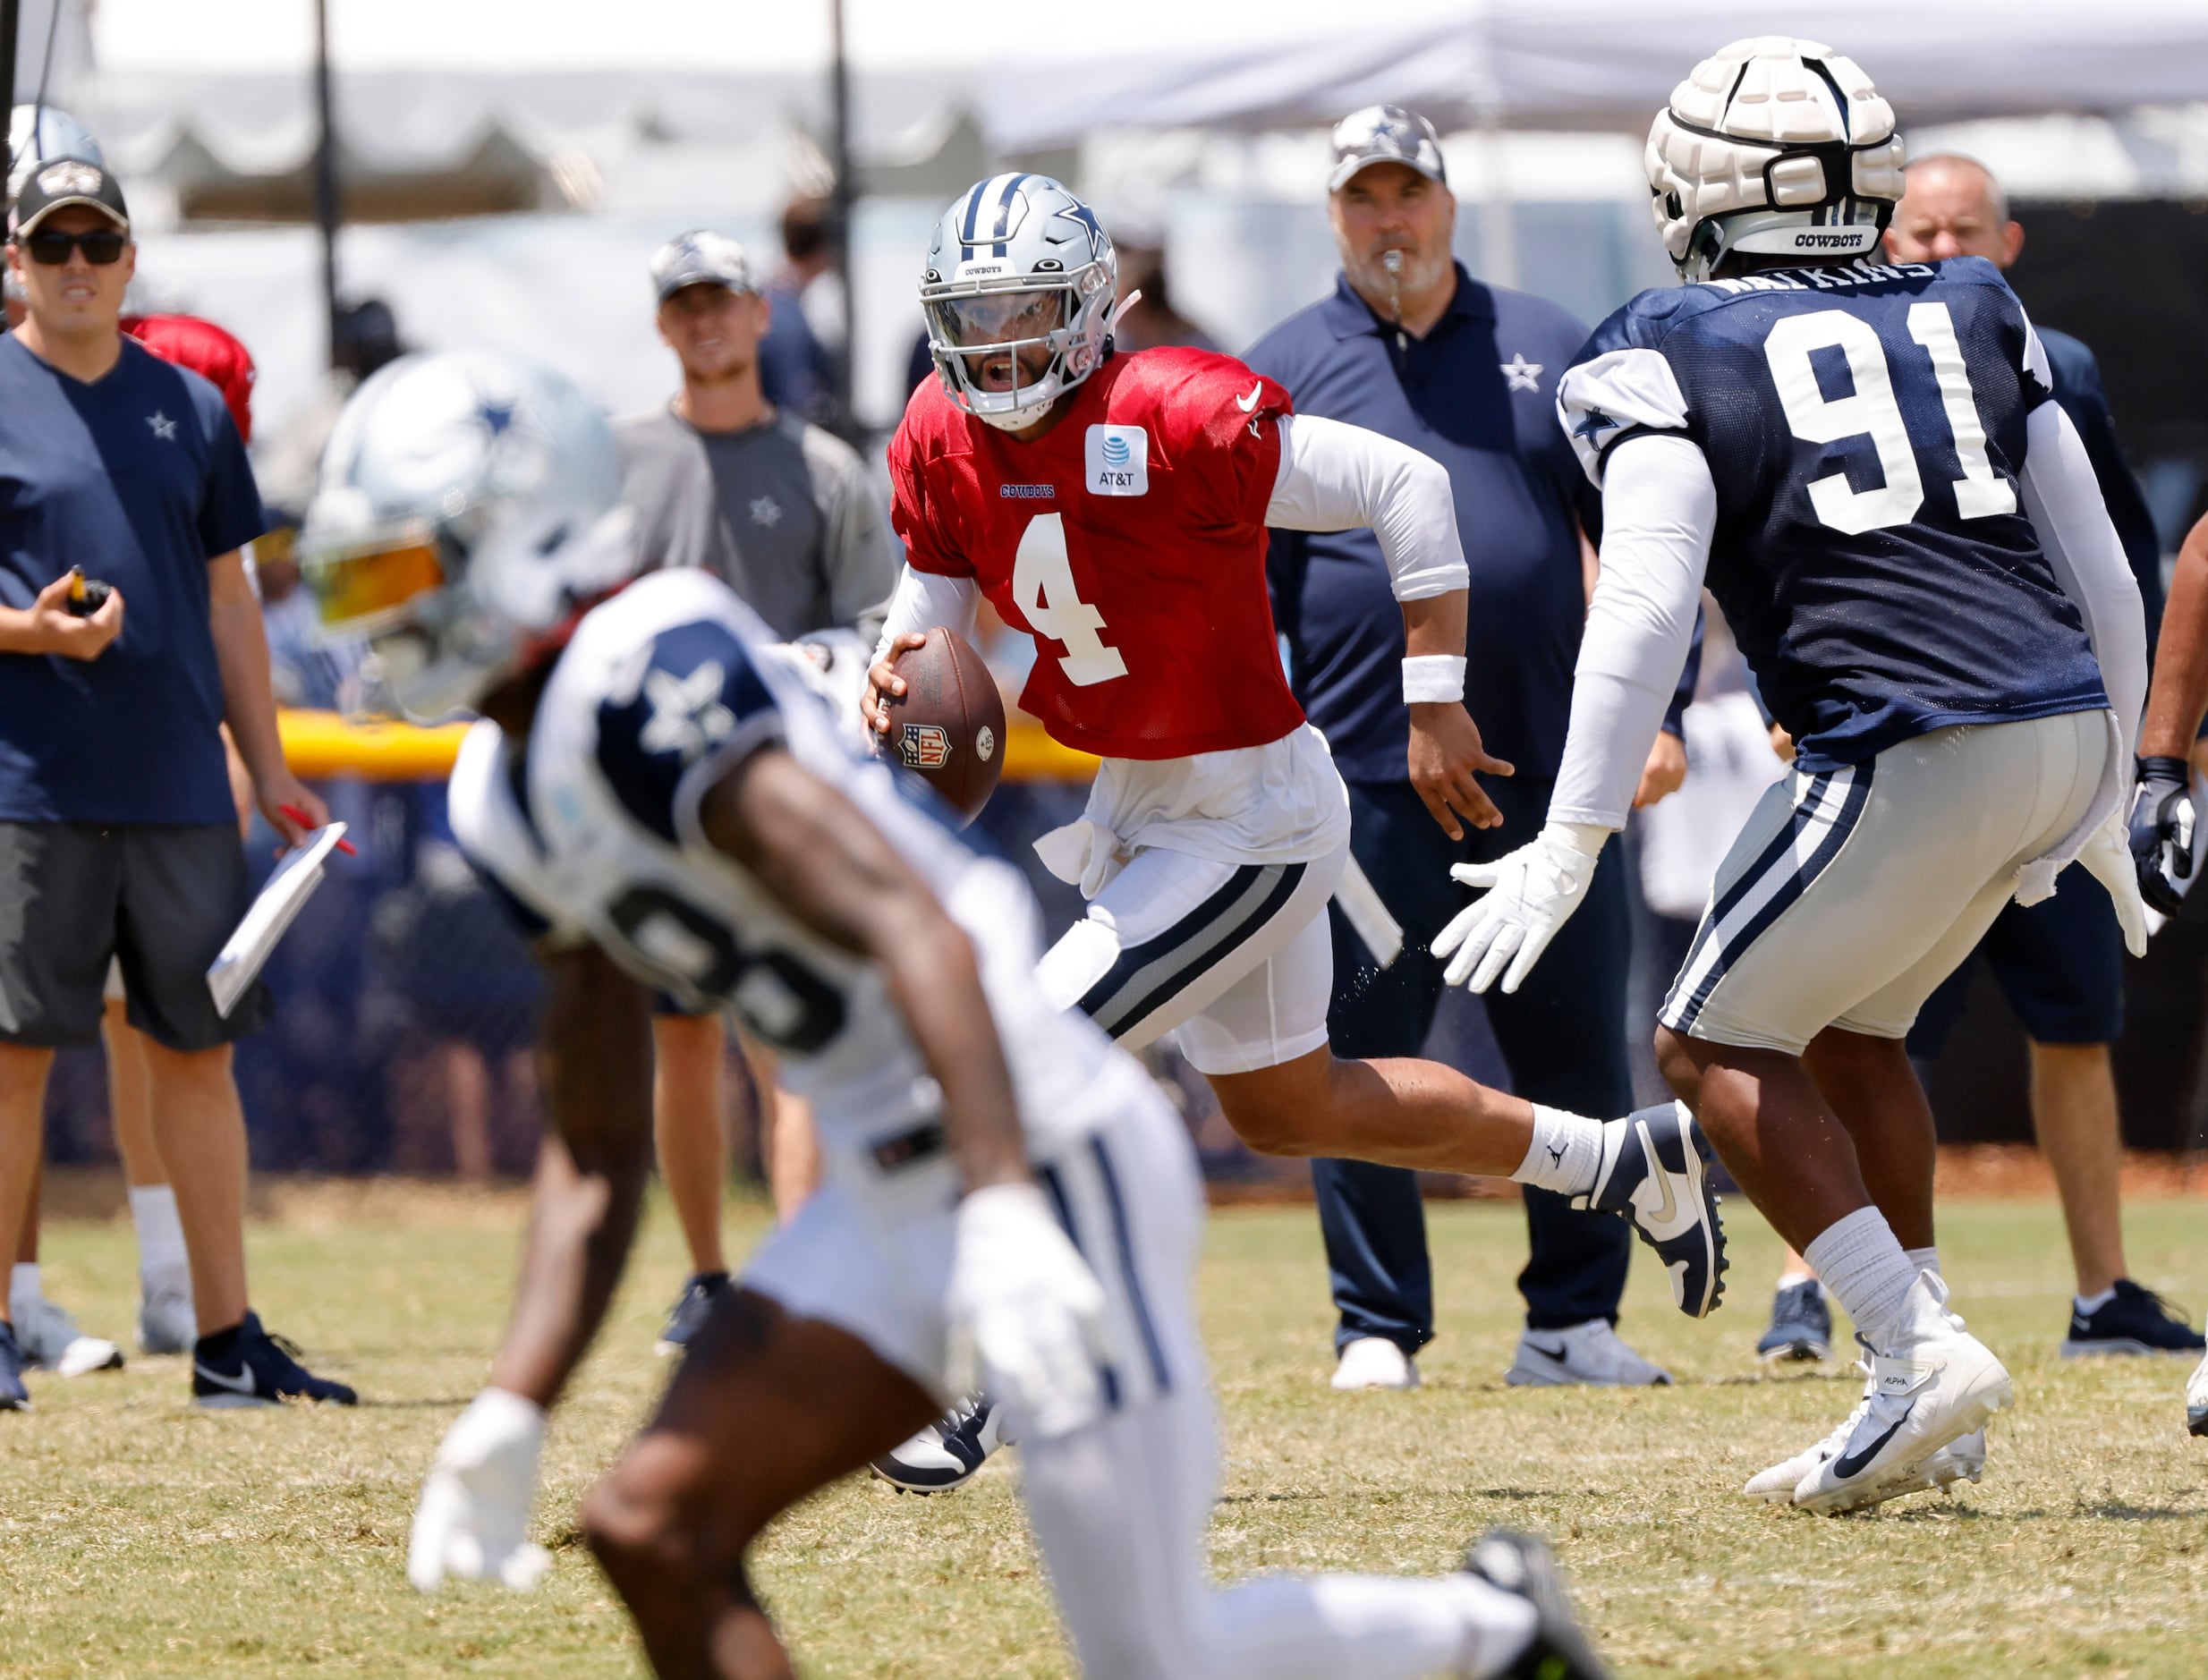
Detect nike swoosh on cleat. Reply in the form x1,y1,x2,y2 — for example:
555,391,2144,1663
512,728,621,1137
1830,1402,1913,1479
194,1362,259,1396
1638,1129,1679,1229
1236,382,1263,412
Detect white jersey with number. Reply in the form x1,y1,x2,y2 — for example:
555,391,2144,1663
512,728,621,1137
446,567,1122,1191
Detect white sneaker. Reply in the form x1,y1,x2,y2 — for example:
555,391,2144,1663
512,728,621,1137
9,1291,124,1378
2186,1350,2208,1438
1331,1336,1420,1391
138,1281,197,1356
1792,1328,2012,1515
1505,1319,1672,1387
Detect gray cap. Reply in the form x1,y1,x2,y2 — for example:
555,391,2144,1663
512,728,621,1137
1327,106,1448,194
648,229,757,302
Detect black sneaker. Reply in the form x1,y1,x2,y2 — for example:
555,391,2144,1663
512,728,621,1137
191,1311,358,1407
1576,1102,1727,1318
1755,1279,1832,1362
0,1320,28,1411
2059,1279,2206,1357
655,1271,730,1357
870,1396,1006,1493
1462,1530,1612,1679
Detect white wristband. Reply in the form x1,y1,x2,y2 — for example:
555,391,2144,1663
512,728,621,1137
1402,654,1466,705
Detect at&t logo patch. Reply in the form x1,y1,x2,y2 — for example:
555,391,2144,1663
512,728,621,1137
897,725,953,771
1084,424,1149,496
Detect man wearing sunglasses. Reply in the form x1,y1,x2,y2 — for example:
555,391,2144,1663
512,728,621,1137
0,157,352,1411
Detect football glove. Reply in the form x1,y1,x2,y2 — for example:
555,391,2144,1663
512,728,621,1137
408,1387,553,1593
1434,821,1609,996
947,1181,1110,1442
2129,755,2197,918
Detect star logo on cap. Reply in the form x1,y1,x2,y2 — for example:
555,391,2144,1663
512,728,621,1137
147,411,178,441
1499,353,1544,394
37,160,103,198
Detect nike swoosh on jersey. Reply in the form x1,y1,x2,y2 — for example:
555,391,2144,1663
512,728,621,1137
1830,1402,1914,1479
1236,382,1263,413
194,1362,259,1395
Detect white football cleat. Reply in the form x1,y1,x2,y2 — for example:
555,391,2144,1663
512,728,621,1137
1792,1328,2012,1515
1331,1336,1420,1391
138,1280,196,1356
9,1291,123,1377
2187,1350,2208,1438
1505,1319,1672,1387
1744,1364,1875,1503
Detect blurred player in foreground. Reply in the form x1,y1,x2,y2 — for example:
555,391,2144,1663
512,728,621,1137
863,174,1724,1485
2127,506,2208,1437
1443,38,2148,1513
302,348,1610,1680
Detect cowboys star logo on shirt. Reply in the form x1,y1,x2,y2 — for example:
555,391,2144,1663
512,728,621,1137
640,662,737,762
1499,354,1544,393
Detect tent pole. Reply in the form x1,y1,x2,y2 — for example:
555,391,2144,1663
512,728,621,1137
1475,100,1518,291
1,0,21,189
312,0,342,370
828,0,857,429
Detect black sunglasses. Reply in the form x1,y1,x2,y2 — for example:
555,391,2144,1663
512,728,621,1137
18,227,128,266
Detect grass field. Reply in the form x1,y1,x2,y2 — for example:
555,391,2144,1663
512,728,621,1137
7,1181,2205,1678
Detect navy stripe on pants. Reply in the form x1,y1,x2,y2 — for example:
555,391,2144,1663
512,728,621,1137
1313,776,1634,1352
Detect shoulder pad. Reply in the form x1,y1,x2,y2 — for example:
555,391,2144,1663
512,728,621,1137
594,618,786,844
1556,298,1694,486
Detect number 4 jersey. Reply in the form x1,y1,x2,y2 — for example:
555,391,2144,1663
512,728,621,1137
1558,255,2105,772
888,346,1305,762
446,567,1122,1185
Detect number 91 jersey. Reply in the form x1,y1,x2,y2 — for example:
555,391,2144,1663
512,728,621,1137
446,568,1118,1184
888,346,1307,762
1558,255,2105,773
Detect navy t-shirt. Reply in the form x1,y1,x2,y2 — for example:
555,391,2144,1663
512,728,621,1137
1247,267,1601,783
0,334,267,823
1557,257,2105,774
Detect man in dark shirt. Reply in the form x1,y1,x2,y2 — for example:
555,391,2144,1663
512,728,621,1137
1247,107,1692,1390
0,159,352,1409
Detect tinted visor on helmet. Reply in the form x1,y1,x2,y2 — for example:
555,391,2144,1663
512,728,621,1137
301,522,447,636
924,284,1072,398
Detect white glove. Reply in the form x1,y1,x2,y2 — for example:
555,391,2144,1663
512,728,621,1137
1432,820,1609,995
408,1387,553,1593
946,1180,1111,1442
2078,810,2150,958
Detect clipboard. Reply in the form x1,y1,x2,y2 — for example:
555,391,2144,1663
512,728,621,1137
207,822,350,1018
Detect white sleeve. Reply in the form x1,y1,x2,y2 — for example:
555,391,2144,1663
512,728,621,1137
2018,401,2148,753
1264,412,1468,601
872,564,981,667
1549,433,1717,830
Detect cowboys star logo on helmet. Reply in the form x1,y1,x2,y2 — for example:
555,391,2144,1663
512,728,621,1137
919,175,1130,432
1644,37,1905,281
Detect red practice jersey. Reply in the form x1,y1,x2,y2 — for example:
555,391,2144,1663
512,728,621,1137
889,346,1305,761
123,314,257,445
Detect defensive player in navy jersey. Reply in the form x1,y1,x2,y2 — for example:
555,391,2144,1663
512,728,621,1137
1438,37,2150,1514
301,350,1610,1678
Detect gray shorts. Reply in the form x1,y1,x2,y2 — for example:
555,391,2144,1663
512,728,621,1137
0,822,270,1052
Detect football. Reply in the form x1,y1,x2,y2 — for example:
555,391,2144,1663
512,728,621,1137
879,624,1007,825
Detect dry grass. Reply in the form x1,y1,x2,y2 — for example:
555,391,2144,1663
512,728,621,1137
6,1184,2205,1678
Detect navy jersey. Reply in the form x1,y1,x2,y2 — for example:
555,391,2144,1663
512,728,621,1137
1558,256,2105,772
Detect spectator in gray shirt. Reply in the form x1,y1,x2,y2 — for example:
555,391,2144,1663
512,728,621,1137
617,230,893,641
619,228,897,1356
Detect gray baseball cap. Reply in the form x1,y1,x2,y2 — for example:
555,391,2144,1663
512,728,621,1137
648,229,758,301
1327,106,1448,194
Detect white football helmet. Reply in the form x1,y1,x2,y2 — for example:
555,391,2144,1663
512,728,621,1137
1645,38,1905,281
300,350,637,722
7,104,103,207
921,174,1120,430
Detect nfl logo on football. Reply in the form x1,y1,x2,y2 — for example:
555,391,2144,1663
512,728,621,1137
897,724,954,771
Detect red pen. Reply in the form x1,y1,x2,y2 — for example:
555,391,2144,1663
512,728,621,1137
280,803,358,855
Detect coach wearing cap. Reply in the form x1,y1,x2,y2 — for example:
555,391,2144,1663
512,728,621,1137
0,158,352,1405
1247,106,1695,1392
616,228,897,1352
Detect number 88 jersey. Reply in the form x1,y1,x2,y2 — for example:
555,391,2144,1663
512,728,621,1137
888,345,1307,762
1558,255,2106,775
447,568,1117,1181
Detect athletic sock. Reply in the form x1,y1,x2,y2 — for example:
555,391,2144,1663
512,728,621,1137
129,1185,190,1290
2075,1286,2117,1316
9,1262,38,1311
1906,1245,1940,1277
1510,1105,1604,1196
1804,1207,1948,1355
1776,1268,1819,1293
